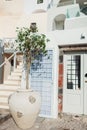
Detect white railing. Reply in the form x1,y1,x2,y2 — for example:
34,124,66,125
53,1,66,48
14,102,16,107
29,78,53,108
57,1,74,7
0,51,18,71
2,38,17,51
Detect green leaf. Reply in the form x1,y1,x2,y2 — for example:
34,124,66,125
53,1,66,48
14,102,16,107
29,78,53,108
15,25,50,62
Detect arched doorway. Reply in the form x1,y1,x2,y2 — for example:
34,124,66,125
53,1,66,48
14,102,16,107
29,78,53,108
52,14,66,30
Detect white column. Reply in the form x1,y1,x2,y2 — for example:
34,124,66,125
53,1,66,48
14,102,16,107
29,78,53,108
52,46,59,118
14,52,16,71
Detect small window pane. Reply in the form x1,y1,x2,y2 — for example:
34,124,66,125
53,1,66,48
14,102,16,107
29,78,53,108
67,55,81,90
37,0,43,4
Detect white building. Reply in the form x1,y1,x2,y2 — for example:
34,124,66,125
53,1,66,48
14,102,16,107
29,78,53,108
0,0,87,118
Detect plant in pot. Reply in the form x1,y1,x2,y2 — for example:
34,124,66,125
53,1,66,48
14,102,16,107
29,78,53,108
8,25,49,129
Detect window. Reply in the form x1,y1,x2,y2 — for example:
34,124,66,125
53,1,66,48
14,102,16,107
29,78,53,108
67,55,81,90
37,0,43,4
81,6,87,15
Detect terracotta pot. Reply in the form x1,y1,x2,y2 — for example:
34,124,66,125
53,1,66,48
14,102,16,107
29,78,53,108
8,89,41,129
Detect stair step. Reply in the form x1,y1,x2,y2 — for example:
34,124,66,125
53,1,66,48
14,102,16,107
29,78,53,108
11,72,22,76
8,75,21,80
17,65,22,69
17,64,23,68
0,91,14,97
14,68,22,73
0,61,23,113
19,62,23,65
0,108,10,114
4,80,21,86
0,105,9,110
0,97,8,103
0,85,20,91
0,102,8,106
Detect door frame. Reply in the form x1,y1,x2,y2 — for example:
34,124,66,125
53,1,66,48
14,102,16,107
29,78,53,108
63,52,84,114
83,53,87,115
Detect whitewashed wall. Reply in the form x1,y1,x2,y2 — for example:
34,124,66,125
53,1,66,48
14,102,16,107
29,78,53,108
0,12,47,38
65,16,87,29
47,4,79,31
0,0,24,15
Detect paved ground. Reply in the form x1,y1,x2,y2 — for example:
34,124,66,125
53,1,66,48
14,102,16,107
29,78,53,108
0,113,87,130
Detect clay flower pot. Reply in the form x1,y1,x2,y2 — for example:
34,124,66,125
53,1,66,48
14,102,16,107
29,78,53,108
8,89,41,129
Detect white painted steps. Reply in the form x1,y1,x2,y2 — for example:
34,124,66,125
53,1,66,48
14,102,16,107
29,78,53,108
0,62,22,113
0,105,9,110
17,65,22,69
11,72,22,76
0,85,20,91
14,68,22,73
8,75,21,80
4,80,21,86
0,98,8,106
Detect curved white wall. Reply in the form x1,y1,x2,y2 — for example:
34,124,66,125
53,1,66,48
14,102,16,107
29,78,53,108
47,4,80,31
65,16,87,29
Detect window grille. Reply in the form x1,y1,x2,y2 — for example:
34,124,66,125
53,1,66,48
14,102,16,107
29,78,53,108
37,0,43,4
67,55,81,90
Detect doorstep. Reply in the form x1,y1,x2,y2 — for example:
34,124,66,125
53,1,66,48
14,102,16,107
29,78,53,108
0,112,11,124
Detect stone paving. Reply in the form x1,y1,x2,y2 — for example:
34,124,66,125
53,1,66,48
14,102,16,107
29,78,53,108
0,113,87,130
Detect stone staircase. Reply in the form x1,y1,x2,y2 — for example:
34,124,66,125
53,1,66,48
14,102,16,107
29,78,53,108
0,63,22,114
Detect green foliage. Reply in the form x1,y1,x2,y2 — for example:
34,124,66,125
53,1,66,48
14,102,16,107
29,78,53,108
16,25,49,63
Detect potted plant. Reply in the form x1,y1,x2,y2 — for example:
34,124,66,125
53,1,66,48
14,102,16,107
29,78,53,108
8,25,49,129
